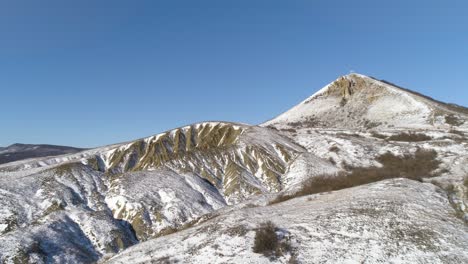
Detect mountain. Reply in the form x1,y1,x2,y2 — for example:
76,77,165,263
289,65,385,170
263,73,468,130
1,74,467,264
107,179,468,263
0,143,85,165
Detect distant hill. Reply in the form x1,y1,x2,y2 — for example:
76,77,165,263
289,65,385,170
0,143,85,165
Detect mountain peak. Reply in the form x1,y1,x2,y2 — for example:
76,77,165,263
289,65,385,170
263,75,468,130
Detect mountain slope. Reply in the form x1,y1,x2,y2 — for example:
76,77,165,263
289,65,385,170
1,75,468,264
0,122,312,263
263,73,468,130
0,143,85,165
107,179,468,264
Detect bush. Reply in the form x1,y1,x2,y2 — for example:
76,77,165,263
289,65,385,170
281,128,297,133
253,221,291,258
329,146,340,152
464,177,468,196
253,221,279,256
270,149,440,204
375,149,439,179
387,132,432,142
267,125,279,131
445,114,464,126
449,129,465,136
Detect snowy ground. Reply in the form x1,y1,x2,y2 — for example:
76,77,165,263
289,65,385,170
107,179,468,264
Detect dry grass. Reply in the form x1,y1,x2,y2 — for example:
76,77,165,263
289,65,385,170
266,125,279,131
281,128,297,133
449,129,465,137
288,117,319,128
445,114,464,126
387,132,432,142
464,177,468,196
270,149,440,204
226,225,249,237
373,149,439,179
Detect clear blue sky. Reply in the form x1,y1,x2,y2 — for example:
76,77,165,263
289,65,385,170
1,0,467,147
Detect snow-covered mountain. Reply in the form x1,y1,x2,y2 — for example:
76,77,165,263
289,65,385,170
1,74,467,264
263,73,468,130
0,143,85,165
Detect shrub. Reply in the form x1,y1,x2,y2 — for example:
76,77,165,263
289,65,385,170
449,129,465,136
464,177,468,196
270,149,440,204
387,132,432,142
375,149,440,179
329,146,340,152
281,128,297,133
253,221,291,258
267,125,279,131
445,114,464,126
253,221,279,256
340,98,347,107
287,117,319,128
226,225,248,237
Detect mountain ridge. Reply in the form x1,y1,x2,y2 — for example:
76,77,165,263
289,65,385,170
0,143,85,165
1,75,467,264
263,73,468,130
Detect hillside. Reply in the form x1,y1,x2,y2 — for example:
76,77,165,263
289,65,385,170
107,179,468,263
0,143,85,165
1,74,467,264
263,74,468,130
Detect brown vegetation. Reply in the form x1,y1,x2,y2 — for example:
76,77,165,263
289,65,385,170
329,145,340,152
387,132,432,142
281,128,297,133
287,117,319,128
253,221,278,256
464,177,468,196
271,149,440,204
445,114,464,126
449,129,465,137
253,221,290,258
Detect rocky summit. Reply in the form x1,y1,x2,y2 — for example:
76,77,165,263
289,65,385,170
1,74,467,264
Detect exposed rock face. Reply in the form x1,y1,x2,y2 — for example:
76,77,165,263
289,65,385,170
332,76,355,99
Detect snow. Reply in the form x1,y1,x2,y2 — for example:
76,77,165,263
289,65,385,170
1,74,467,263
263,73,466,130
107,179,468,264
